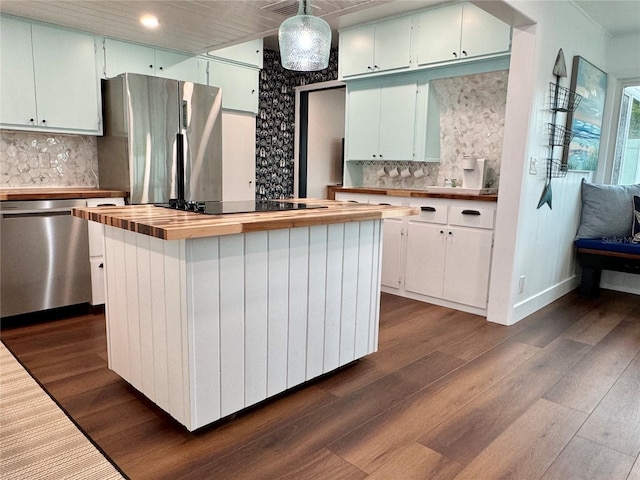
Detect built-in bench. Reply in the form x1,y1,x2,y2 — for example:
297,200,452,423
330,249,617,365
574,180,640,297
575,238,640,297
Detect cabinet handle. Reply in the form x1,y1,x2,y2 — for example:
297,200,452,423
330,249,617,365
448,231,453,235
98,263,104,269
461,209,481,216
96,203,116,207
367,66,373,70
374,65,379,69
149,64,154,68
421,206,436,212
372,154,377,158
159,66,164,70
440,230,444,234
29,118,34,123
379,154,383,158
378,203,391,206
462,50,468,57
41,119,46,124
453,52,458,58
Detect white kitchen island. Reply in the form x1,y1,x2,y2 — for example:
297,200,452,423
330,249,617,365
73,200,416,430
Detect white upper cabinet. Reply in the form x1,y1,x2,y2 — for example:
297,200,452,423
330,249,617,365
208,60,259,114
415,3,511,66
0,18,37,127
104,39,200,83
208,39,263,69
339,16,412,78
0,16,101,134
104,39,155,77
154,50,200,83
346,80,417,161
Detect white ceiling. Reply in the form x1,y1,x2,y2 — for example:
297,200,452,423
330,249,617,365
0,0,638,56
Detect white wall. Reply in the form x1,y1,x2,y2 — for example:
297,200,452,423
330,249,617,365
488,0,609,325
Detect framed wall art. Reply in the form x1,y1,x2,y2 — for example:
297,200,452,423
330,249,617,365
563,56,608,171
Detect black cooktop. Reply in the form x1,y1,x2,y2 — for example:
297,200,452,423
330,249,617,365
156,199,328,215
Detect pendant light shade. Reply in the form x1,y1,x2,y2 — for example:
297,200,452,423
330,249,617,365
278,0,331,71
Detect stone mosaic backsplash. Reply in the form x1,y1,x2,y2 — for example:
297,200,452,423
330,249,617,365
358,70,509,190
0,130,99,188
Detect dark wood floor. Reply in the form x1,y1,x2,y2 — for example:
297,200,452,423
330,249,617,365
2,290,640,480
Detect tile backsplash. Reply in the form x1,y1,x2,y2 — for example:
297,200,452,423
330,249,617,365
0,130,99,188
359,69,509,190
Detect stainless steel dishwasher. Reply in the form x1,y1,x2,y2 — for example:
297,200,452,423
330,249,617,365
1,199,91,317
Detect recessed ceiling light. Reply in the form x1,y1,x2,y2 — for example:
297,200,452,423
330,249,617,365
140,15,159,29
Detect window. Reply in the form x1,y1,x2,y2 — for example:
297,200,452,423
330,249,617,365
611,85,640,185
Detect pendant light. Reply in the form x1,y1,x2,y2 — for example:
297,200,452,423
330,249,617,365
278,0,331,71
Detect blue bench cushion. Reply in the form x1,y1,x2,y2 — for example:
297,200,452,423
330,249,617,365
575,237,640,256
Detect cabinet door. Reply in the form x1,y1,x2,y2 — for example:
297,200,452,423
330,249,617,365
461,4,511,59
208,39,263,68
339,25,375,77
104,38,155,77
346,87,380,160
31,24,100,132
373,17,412,73
380,219,403,288
155,50,200,83
0,17,37,127
378,82,416,161
415,5,462,65
209,60,259,113
404,222,446,297
442,227,493,308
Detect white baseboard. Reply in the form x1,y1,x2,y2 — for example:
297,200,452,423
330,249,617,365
507,275,581,325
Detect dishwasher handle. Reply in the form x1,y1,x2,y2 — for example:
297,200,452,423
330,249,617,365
2,210,72,219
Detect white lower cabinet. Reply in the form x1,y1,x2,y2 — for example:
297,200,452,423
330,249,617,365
381,218,404,288
86,197,125,305
336,192,496,314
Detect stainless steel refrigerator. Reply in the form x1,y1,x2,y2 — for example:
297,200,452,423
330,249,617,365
98,73,222,204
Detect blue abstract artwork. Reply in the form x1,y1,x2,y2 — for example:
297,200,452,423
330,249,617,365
564,56,607,171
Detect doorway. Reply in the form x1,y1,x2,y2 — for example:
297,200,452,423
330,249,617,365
294,81,345,199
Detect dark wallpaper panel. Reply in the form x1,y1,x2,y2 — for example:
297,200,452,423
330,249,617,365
255,49,338,199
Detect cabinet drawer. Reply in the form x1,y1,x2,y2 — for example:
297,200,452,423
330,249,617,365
448,206,494,229
86,198,124,256
409,203,448,224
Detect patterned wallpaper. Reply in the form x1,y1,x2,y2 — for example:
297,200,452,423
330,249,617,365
255,49,338,200
0,130,99,188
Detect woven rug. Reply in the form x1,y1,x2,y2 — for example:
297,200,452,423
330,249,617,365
0,342,126,479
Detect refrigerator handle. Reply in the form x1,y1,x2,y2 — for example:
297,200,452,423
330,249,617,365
176,133,185,201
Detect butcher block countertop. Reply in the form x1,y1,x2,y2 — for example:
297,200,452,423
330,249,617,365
0,188,127,201
72,199,418,241
327,186,498,202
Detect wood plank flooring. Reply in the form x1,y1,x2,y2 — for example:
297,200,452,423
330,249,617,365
2,289,639,480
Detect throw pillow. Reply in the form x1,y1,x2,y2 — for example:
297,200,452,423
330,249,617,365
633,195,640,244
575,180,640,239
